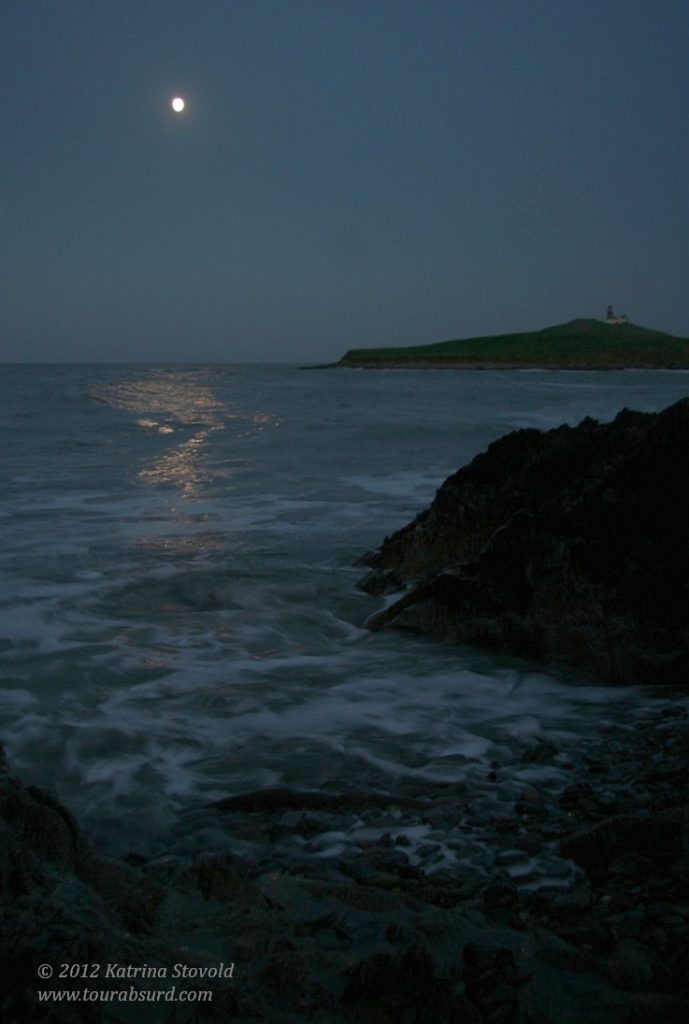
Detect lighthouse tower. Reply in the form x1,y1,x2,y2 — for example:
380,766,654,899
605,305,628,325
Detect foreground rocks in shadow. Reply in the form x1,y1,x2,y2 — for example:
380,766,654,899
361,397,689,685
3,703,689,1023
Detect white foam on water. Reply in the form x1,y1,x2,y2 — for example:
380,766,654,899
340,468,451,500
0,689,37,712
3,364,689,874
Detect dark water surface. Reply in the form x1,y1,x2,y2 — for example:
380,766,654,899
1,364,688,881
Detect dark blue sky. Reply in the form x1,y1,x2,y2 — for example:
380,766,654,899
2,1,688,363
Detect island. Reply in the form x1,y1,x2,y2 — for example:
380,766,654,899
335,313,689,369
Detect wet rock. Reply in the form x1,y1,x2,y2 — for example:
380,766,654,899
0,758,257,1021
520,741,559,765
463,943,527,1023
519,786,545,803
0,773,87,872
0,818,39,897
606,939,654,991
513,835,542,855
515,799,550,821
559,815,640,871
357,567,406,595
361,399,689,687
78,855,164,933
530,926,599,974
341,944,459,1023
178,851,259,904
413,879,465,908
209,786,421,814
4,703,689,1023
558,782,602,819
481,877,522,927
559,812,683,874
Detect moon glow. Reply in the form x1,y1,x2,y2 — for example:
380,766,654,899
171,97,185,112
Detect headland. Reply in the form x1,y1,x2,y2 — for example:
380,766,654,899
334,317,689,369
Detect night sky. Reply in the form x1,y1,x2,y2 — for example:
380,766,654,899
2,1,688,364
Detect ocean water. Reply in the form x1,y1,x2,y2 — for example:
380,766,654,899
1,364,688,880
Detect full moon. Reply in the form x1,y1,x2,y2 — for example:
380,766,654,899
171,97,185,113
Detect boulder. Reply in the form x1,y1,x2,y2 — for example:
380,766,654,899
341,944,460,1024
559,812,683,874
362,399,689,686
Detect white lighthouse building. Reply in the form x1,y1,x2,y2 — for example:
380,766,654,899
605,305,628,325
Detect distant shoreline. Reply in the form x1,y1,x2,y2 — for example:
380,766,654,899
328,317,689,371
316,359,689,370
328,360,685,370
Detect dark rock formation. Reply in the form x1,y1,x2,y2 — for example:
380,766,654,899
208,786,422,814
361,397,689,686
3,705,689,1024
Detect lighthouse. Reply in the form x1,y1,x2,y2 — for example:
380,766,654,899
605,305,628,325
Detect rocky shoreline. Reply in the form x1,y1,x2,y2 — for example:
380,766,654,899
4,398,689,1022
3,689,689,1022
333,361,645,370
359,398,689,687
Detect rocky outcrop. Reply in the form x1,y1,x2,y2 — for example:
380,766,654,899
360,397,689,686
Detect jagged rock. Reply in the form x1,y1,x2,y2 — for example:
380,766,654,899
356,567,406,596
362,399,689,686
177,851,258,904
209,786,422,813
0,755,250,1021
559,811,683,874
0,774,88,873
463,943,527,1023
605,939,654,991
78,856,164,933
341,944,460,1023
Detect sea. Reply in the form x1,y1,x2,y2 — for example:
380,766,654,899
1,363,688,882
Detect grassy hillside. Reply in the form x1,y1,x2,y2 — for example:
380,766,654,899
337,319,689,368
